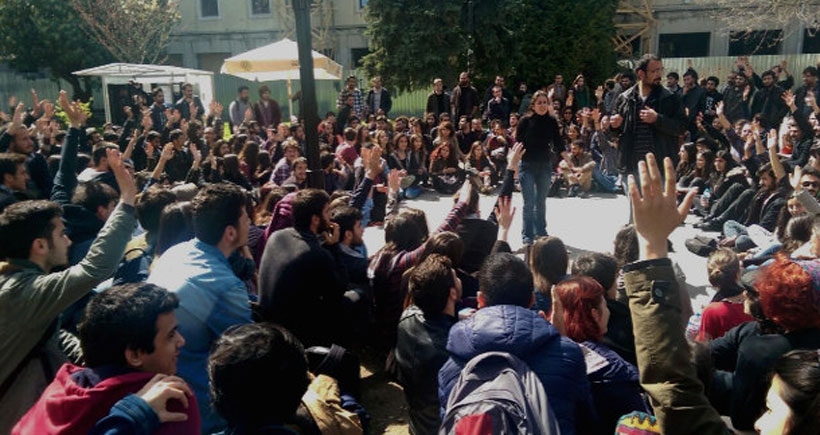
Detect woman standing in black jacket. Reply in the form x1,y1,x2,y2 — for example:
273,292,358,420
515,90,562,245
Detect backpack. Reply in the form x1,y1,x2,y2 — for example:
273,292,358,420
440,351,560,435
112,247,152,285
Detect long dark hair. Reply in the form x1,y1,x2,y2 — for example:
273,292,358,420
771,350,820,434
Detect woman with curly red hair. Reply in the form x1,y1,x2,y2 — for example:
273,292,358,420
553,276,646,434
709,255,820,431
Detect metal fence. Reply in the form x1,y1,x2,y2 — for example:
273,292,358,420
3,53,816,124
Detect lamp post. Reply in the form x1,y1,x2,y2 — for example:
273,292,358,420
292,0,324,190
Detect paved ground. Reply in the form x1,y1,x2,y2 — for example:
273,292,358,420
358,187,719,434
363,188,716,310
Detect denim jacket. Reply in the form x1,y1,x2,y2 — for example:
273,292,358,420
148,239,252,433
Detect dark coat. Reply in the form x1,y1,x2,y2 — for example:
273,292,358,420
258,228,348,347
581,340,646,435
395,305,455,435
711,323,820,430
438,305,590,435
611,84,687,174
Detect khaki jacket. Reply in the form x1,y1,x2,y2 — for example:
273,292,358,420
624,258,728,435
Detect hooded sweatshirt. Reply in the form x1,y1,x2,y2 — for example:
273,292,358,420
438,305,591,435
13,363,199,435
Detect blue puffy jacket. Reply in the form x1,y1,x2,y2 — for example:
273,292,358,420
438,305,591,435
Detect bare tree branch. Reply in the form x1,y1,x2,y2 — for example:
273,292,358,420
695,1,820,40
66,0,181,64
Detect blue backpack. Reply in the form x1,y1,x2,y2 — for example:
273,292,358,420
440,352,560,435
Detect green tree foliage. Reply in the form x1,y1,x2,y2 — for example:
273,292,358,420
362,0,619,93
0,0,113,101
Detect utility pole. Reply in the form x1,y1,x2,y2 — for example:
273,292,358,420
292,0,324,190
466,0,474,75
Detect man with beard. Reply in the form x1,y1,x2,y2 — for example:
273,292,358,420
258,189,350,348
702,76,723,125
228,86,252,129
609,54,687,192
450,71,480,121
149,88,172,134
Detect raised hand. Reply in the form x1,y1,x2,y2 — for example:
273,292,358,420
244,107,254,123
387,168,400,193
42,101,54,120
107,147,137,206
767,128,778,150
493,195,515,230
782,90,796,110
507,142,526,172
209,100,223,118
160,143,175,162
189,142,201,166
57,90,87,128
142,110,153,131
628,154,695,260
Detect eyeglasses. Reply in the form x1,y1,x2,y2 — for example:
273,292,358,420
802,181,820,188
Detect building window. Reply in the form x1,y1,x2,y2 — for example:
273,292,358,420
250,0,271,16
358,0,367,9
658,32,710,58
197,52,232,73
728,30,783,56
804,29,820,54
200,0,219,18
350,48,368,69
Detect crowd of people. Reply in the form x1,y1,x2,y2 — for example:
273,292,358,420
1,51,820,435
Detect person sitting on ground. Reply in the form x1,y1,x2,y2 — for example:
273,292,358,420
13,283,198,435
559,140,596,197
572,251,637,366
282,156,308,191
622,152,820,434
464,141,495,194
529,235,569,315
271,139,301,186
677,149,714,196
147,183,253,433
208,323,311,434
395,254,461,435
259,189,350,348
0,152,29,213
0,125,137,433
369,180,473,352
695,248,752,341
438,253,590,435
552,276,646,435
429,142,464,195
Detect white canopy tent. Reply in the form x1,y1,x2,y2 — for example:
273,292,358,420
220,38,343,117
73,63,215,123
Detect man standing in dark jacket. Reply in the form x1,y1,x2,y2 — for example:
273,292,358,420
426,78,450,122
609,54,687,192
750,69,788,130
396,255,459,435
438,253,590,435
681,68,706,139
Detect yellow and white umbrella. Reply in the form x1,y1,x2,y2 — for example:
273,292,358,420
221,38,343,117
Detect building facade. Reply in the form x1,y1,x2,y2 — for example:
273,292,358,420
167,0,370,74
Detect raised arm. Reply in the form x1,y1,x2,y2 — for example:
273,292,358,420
624,154,726,434
51,91,87,205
